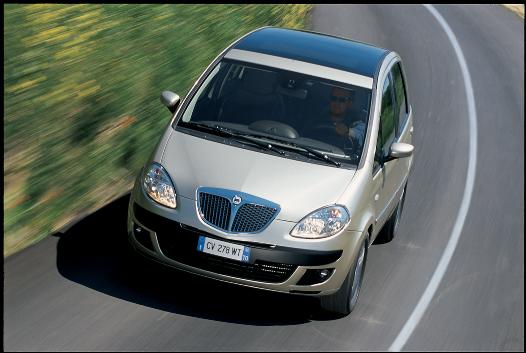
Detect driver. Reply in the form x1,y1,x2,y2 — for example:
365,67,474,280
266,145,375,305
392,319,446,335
329,86,366,147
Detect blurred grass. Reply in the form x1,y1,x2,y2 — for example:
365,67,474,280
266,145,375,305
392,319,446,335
4,4,312,257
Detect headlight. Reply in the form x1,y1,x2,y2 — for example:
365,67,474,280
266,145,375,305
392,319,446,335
142,162,177,208
290,205,350,239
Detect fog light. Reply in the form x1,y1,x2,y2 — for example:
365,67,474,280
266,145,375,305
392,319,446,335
297,268,334,285
133,222,154,251
319,269,330,280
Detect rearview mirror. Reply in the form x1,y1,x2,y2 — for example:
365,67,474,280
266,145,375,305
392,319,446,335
385,142,414,163
160,90,180,113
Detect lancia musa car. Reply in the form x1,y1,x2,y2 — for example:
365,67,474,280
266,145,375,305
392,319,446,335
127,27,414,316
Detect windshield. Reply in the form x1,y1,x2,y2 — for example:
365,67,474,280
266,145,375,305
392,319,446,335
174,59,372,167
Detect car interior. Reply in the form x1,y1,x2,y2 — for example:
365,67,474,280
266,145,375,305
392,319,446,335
186,61,371,159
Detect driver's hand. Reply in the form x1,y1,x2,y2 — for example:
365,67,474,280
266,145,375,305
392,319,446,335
334,122,349,136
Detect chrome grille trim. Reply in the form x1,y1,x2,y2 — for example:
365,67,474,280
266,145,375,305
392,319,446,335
196,187,280,234
199,193,231,231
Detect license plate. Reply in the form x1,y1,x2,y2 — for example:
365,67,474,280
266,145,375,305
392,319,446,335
197,235,251,263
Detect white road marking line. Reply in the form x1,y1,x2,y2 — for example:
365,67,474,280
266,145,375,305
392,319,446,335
389,4,478,351
157,312,169,321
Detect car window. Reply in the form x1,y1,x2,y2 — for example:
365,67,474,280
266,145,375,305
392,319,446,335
181,62,224,123
392,62,408,135
175,59,373,167
380,74,396,159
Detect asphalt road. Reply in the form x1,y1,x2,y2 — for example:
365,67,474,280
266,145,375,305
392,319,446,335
4,5,524,351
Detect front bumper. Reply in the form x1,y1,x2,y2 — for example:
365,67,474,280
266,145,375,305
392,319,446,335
128,189,366,296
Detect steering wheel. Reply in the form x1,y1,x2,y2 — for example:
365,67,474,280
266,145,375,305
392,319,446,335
304,123,355,153
248,120,299,139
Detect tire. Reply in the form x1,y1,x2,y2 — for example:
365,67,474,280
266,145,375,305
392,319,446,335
319,236,368,317
375,183,407,244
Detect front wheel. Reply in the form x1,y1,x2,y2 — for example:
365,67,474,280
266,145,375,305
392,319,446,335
319,237,367,317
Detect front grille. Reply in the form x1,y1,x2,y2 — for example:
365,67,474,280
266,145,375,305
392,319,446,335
199,192,231,231
231,203,278,233
198,190,279,233
155,228,296,283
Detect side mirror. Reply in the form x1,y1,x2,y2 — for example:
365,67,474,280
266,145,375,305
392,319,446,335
385,142,414,163
160,90,180,114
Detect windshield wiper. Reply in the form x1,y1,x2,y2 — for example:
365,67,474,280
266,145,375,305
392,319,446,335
289,143,341,167
181,122,285,156
181,122,339,166
237,132,341,167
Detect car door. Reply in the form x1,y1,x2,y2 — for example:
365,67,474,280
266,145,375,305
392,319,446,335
373,60,414,233
372,70,399,230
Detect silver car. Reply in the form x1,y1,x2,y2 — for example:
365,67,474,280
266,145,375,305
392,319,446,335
127,27,414,316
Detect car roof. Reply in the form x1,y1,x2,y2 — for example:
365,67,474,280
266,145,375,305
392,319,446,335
232,27,389,79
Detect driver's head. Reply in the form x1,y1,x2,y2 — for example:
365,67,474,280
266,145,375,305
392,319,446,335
330,86,354,119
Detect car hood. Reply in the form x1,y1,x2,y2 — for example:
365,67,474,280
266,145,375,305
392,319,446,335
160,130,355,222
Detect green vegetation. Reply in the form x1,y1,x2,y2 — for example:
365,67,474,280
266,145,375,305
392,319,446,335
4,4,312,256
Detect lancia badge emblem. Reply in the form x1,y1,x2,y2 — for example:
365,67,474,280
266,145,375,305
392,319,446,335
232,195,242,205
